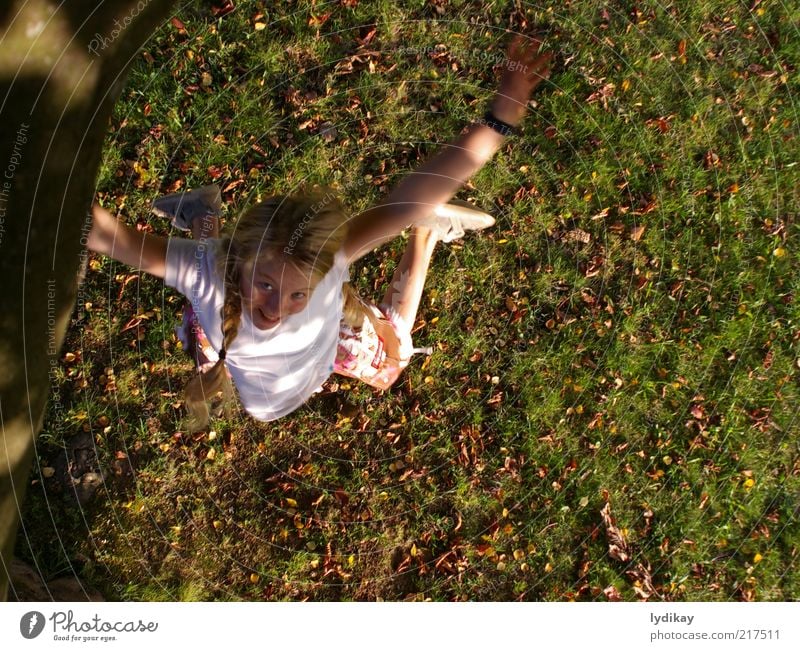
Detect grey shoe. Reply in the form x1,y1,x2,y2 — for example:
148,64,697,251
417,199,495,242
152,184,222,231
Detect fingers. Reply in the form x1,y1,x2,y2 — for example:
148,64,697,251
527,51,553,82
505,32,552,78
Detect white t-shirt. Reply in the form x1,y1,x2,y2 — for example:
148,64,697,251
164,237,351,421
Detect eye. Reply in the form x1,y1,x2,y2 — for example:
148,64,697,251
259,282,274,291
291,292,306,301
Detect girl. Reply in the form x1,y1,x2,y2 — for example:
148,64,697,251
87,35,552,431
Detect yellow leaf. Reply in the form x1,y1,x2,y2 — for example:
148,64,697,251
285,497,298,508
249,573,260,584
254,22,267,30
773,247,786,258
621,78,631,92
753,553,763,563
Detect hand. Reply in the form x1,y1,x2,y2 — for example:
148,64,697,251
87,202,116,253
490,34,552,127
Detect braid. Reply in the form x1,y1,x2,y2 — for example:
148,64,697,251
220,255,243,357
183,243,242,432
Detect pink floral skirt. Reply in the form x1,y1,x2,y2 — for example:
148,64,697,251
333,301,415,391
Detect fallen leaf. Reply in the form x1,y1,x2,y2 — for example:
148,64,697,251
319,121,337,143
171,17,187,33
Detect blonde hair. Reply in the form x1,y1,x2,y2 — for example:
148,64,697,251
183,191,356,432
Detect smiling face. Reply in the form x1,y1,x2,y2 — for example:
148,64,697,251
239,253,318,330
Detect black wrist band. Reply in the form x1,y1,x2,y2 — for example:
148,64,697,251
482,110,518,137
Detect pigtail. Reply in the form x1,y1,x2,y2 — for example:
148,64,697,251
183,244,242,432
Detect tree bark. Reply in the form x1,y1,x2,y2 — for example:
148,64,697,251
0,0,177,601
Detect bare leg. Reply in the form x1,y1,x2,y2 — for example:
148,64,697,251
381,226,438,328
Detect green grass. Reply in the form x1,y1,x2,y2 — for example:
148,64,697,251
16,0,800,601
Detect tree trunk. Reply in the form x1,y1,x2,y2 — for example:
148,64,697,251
0,0,177,601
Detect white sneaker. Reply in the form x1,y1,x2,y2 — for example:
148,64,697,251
418,199,495,242
152,184,222,231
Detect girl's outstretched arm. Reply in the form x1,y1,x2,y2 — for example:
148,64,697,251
87,202,168,279
344,34,552,262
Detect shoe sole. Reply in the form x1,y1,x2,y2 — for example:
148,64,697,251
433,200,495,230
152,184,222,230
425,200,495,242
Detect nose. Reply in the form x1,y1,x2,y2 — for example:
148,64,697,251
263,290,282,319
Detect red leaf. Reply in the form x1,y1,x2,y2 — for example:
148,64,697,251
171,17,187,32
211,1,236,18
207,165,224,180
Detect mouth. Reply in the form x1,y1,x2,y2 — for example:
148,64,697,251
258,309,280,328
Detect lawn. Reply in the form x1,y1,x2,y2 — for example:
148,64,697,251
17,0,800,601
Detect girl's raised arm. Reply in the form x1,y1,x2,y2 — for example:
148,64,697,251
343,34,552,262
87,202,168,279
